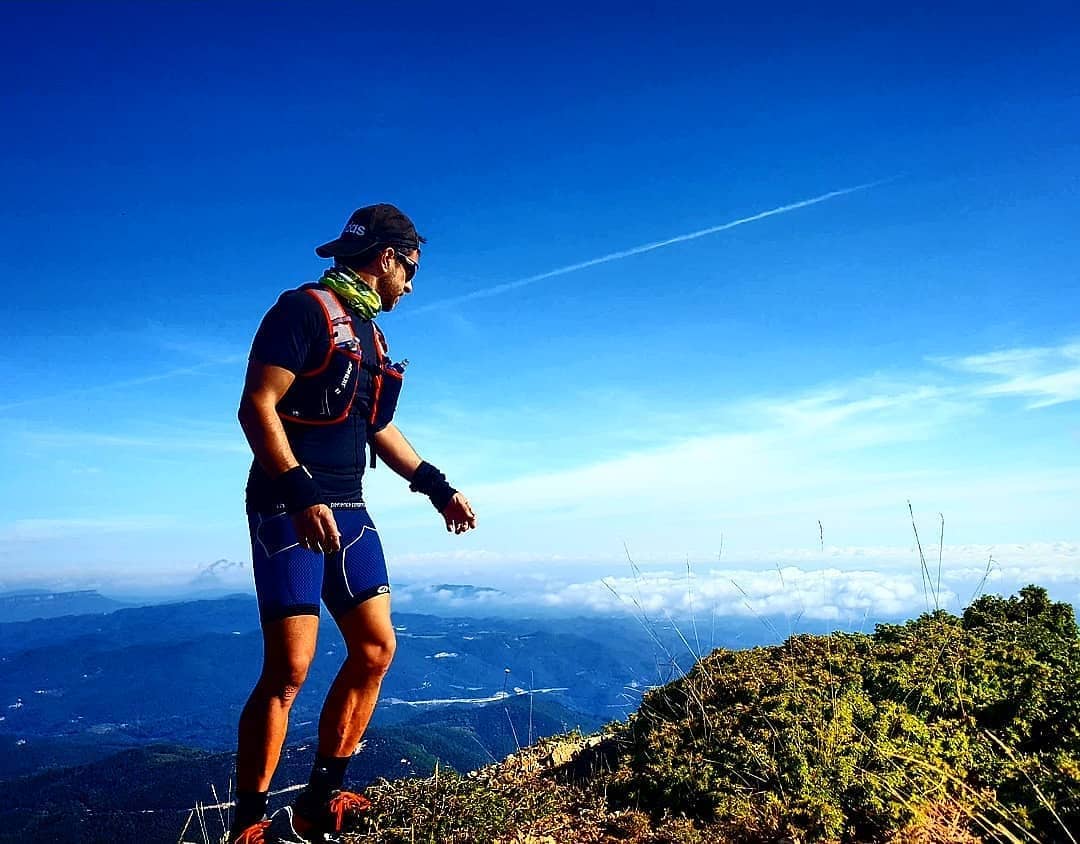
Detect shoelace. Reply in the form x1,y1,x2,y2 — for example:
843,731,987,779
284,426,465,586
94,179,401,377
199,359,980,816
230,819,270,844
327,790,371,830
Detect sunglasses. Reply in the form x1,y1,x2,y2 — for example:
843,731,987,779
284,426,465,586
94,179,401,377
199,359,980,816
394,250,418,283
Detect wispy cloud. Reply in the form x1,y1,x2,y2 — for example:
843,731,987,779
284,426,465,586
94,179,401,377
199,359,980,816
412,180,892,313
22,428,247,454
938,341,1080,408
7,338,1076,589
390,541,1079,575
0,515,178,542
366,337,1080,561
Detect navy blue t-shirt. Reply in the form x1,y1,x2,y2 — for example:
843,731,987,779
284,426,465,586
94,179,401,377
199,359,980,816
244,287,378,512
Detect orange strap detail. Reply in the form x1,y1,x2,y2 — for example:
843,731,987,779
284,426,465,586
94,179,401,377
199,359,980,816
301,287,359,375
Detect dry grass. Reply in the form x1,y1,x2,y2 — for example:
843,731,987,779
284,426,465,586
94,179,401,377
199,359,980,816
338,734,720,843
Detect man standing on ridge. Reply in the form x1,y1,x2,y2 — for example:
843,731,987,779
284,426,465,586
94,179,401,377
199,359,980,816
230,204,477,843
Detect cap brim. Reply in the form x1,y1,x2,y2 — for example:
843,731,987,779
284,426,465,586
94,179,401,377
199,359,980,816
315,238,373,258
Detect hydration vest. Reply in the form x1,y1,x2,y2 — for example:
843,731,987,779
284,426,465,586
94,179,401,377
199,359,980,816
276,286,406,456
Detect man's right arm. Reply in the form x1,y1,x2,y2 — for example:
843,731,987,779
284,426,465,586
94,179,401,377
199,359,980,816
238,361,342,554
238,361,299,477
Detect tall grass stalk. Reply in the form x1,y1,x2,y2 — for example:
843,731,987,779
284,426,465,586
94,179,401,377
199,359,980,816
181,783,305,844
969,553,997,605
209,783,226,838
729,577,783,642
868,747,1043,843
937,511,945,606
984,730,1078,844
908,499,941,612
686,556,702,658
503,706,521,751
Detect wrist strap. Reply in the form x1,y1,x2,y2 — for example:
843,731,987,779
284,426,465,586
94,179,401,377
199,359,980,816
409,461,457,513
276,465,327,514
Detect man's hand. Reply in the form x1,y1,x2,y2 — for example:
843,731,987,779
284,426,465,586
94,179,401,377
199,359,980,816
373,426,476,534
442,493,477,535
291,504,342,554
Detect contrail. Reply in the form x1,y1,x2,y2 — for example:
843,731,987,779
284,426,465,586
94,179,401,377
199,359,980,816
413,179,891,313
4,183,885,410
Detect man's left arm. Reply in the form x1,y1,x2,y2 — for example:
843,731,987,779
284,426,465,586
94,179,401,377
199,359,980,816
372,423,477,535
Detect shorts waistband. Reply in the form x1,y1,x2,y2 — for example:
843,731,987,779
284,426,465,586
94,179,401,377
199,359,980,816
247,501,367,516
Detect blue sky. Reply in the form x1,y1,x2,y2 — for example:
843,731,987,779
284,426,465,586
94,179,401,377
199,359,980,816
1,2,1078,619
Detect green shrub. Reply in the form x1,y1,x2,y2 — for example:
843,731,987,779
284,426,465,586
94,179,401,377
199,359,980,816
343,586,1080,843
610,586,1080,842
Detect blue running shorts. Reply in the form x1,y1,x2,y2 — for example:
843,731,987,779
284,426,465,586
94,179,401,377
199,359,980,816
248,505,390,623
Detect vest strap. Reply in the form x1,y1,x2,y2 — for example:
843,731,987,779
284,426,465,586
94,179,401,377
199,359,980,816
307,287,358,351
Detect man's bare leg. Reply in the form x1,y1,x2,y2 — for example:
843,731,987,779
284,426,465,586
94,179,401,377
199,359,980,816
236,614,320,791
291,595,395,835
319,593,396,756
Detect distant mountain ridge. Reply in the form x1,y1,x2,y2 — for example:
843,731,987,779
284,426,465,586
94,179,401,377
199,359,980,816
429,584,502,595
0,589,129,623
0,695,594,843
0,590,831,842
0,593,704,774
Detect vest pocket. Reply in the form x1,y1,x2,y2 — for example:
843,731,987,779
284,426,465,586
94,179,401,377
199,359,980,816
370,362,405,432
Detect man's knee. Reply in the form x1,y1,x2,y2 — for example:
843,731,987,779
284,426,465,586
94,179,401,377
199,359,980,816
347,636,396,680
258,659,312,704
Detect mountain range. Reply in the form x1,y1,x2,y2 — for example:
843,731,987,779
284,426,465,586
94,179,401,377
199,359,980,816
0,589,785,842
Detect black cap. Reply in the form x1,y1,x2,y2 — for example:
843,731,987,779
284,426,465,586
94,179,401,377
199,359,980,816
315,204,425,259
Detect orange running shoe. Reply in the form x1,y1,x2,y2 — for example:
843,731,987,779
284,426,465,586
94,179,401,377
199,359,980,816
293,787,372,835
228,818,270,844
327,789,371,831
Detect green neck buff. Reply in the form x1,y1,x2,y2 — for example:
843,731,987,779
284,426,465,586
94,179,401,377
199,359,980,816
320,266,382,320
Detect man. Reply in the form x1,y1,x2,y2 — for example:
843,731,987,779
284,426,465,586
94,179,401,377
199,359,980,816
230,204,477,843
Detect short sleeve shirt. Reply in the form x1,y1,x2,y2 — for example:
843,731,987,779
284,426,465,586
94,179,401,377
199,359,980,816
244,287,376,512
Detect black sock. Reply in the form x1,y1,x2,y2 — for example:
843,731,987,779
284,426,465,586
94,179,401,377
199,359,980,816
231,790,268,834
302,753,351,806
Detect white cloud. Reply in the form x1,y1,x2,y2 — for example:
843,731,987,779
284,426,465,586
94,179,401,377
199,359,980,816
4,338,1077,593
0,515,178,542
388,544,1080,623
939,341,1080,407
363,338,1080,562
25,431,248,454
19,420,247,454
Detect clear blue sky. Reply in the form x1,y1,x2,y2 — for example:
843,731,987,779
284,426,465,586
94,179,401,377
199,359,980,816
1,2,1078,619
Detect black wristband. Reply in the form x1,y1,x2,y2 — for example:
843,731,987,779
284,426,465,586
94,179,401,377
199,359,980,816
409,461,458,513
276,465,327,514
